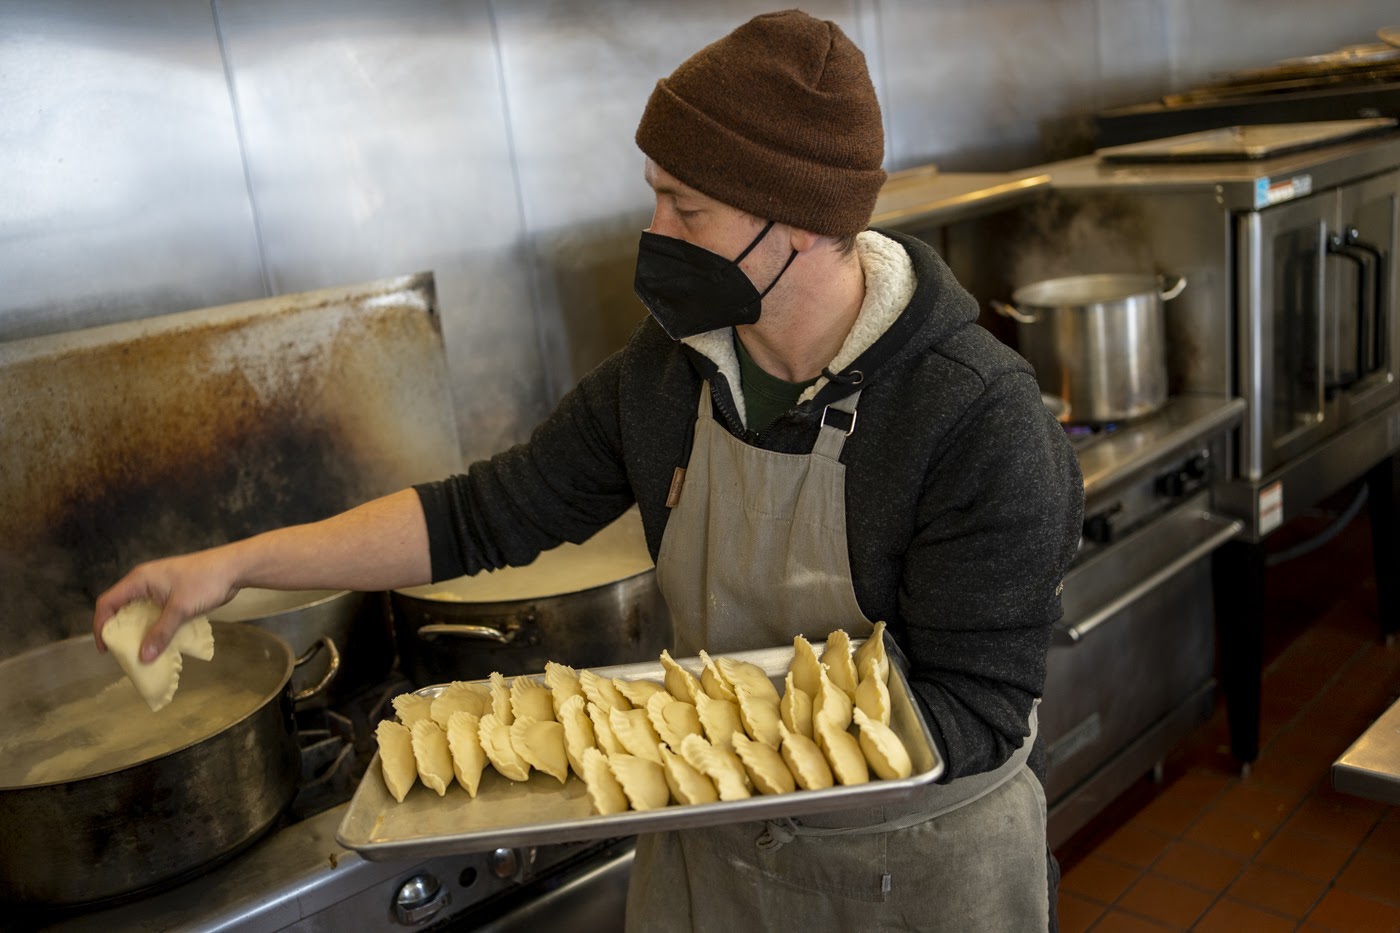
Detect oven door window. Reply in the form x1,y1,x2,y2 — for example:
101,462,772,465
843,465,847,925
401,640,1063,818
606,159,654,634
1267,220,1327,451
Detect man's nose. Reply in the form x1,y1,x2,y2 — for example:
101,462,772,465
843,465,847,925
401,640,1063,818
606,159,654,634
646,203,678,238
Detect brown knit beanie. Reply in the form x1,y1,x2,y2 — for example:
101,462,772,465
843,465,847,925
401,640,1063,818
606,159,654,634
635,9,886,238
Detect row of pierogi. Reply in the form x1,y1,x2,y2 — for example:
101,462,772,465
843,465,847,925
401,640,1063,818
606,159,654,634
374,623,913,814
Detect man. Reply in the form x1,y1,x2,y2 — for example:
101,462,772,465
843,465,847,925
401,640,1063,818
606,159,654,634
96,10,1082,931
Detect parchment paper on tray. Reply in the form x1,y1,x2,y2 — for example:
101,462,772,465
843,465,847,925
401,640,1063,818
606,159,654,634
337,640,943,862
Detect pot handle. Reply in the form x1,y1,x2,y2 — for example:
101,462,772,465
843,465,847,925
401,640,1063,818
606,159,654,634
291,635,341,703
416,620,521,645
1158,275,1187,301
989,299,1038,324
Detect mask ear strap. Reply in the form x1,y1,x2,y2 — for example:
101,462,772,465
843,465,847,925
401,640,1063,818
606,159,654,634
756,248,800,300
731,220,777,265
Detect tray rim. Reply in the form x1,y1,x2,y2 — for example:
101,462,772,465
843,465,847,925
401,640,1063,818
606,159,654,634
336,639,944,861
1095,117,1400,163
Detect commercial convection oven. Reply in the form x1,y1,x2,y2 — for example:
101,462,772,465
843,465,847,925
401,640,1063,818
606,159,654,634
1040,121,1400,772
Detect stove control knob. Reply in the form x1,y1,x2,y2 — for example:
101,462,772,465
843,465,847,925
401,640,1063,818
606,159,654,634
394,874,448,925
1157,470,1188,499
1157,453,1212,499
489,847,520,879
1083,511,1115,544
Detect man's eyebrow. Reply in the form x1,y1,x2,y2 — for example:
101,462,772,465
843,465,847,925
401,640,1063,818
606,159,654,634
650,181,692,199
643,170,698,201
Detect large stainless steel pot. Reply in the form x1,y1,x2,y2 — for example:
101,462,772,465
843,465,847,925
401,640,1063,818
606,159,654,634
994,274,1186,424
0,622,302,906
209,588,394,706
390,509,672,685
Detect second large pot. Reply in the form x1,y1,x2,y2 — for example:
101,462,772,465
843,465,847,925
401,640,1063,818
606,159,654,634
209,588,394,705
390,509,671,685
995,273,1186,424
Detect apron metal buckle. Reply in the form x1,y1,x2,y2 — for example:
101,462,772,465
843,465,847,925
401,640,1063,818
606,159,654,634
820,405,857,436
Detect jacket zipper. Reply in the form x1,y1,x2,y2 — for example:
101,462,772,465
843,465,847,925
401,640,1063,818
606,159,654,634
710,373,825,447
708,375,750,440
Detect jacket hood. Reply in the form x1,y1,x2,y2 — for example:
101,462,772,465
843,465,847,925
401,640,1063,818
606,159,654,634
678,228,981,426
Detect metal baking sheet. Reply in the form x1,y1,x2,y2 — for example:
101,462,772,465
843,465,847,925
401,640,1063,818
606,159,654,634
1096,118,1398,163
337,641,943,861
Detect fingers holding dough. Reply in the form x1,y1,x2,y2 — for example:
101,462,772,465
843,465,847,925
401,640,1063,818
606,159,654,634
101,600,214,712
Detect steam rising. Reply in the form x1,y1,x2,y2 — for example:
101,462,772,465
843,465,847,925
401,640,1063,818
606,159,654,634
1010,195,1156,290
0,546,95,654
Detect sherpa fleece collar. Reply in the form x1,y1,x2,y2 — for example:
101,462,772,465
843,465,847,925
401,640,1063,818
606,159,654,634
680,230,916,428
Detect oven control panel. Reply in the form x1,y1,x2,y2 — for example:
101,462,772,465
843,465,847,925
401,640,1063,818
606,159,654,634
1154,453,1211,500
1079,445,1215,554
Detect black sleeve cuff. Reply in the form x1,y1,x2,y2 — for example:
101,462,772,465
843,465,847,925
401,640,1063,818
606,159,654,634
413,480,466,583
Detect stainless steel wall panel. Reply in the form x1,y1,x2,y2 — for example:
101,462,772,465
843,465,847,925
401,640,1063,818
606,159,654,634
877,0,1100,172
214,0,545,461
0,0,266,341
1164,0,1400,91
1095,0,1174,111
6,0,1400,458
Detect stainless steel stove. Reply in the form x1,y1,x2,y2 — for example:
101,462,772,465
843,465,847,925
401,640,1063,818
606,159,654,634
1042,394,1246,845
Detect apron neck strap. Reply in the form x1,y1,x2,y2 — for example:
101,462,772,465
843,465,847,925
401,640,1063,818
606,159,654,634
812,390,862,461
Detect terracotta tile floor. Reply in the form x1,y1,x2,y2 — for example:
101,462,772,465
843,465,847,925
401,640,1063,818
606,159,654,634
1054,493,1400,933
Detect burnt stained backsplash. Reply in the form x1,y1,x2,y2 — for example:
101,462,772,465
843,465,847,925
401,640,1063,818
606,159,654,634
0,547,92,654
0,274,463,657
0,423,360,655
51,407,354,601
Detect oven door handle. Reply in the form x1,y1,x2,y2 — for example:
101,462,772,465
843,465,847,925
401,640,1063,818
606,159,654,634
1326,231,1371,392
1345,234,1387,375
1055,509,1242,645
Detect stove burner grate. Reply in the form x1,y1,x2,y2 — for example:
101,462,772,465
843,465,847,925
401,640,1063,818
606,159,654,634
286,672,414,821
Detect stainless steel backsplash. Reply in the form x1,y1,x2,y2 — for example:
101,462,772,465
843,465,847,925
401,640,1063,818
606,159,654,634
3,0,1396,464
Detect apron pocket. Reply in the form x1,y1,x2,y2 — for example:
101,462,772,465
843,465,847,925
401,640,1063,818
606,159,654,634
684,820,890,903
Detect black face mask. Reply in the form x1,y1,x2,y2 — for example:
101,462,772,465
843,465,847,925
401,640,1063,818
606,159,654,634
633,220,799,340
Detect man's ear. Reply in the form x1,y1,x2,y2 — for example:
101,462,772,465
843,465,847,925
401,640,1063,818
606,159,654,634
786,226,824,254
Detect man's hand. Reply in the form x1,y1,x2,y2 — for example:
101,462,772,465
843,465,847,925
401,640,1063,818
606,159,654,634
93,548,241,662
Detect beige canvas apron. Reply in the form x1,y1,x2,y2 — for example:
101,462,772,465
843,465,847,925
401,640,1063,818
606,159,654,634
626,382,1049,932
